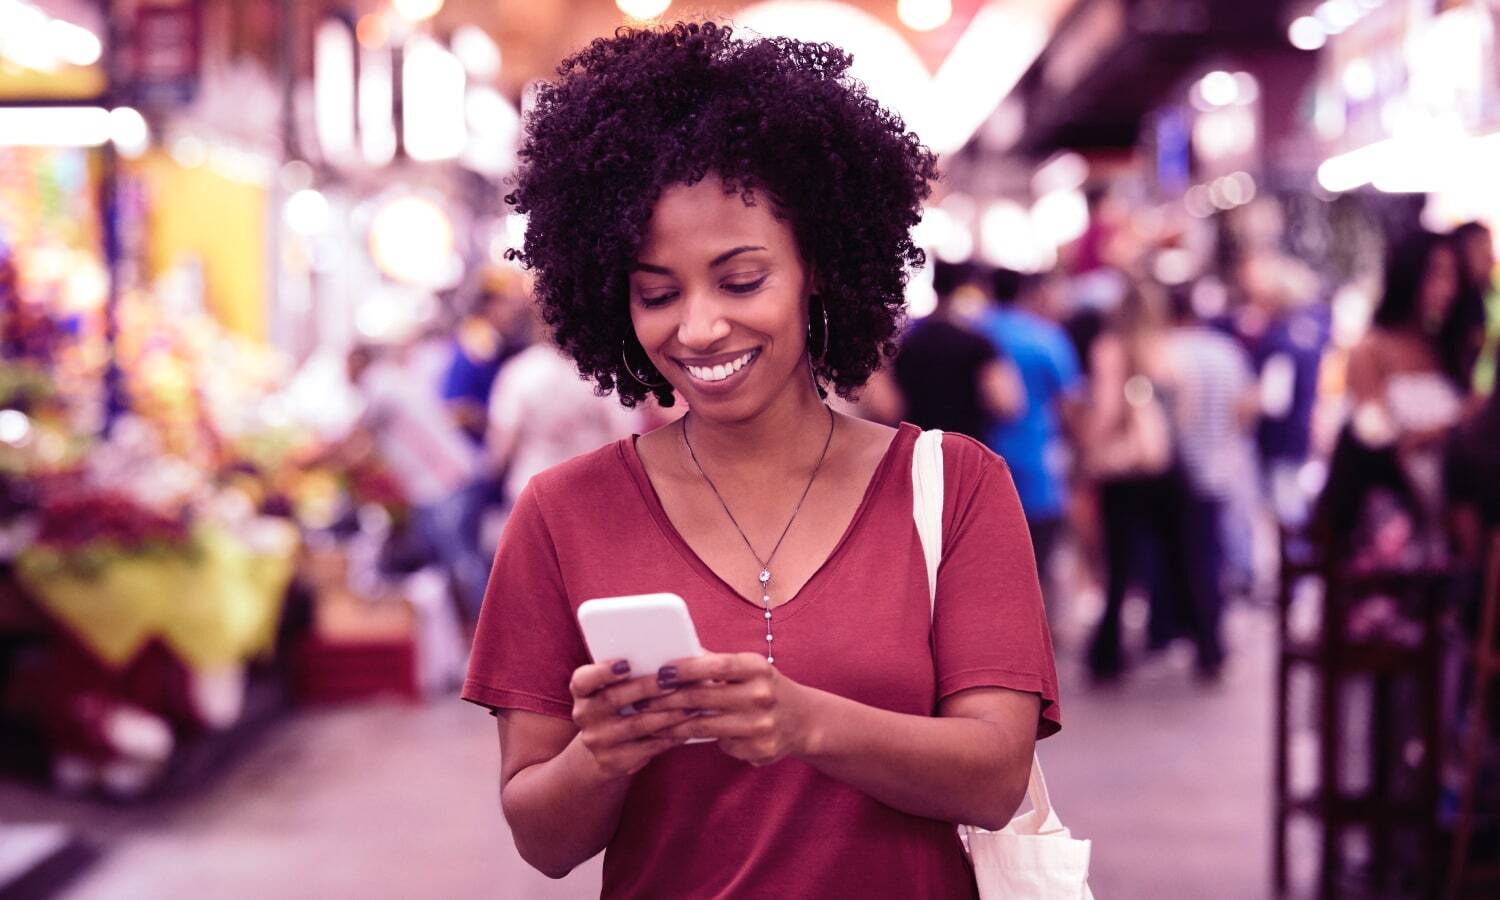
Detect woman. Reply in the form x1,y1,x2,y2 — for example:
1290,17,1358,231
462,23,1060,898
1080,280,1182,681
1322,231,1468,561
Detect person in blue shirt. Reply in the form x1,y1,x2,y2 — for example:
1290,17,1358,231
979,269,1084,623
438,267,533,620
442,269,532,445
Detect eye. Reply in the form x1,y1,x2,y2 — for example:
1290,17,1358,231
723,276,768,295
637,290,678,308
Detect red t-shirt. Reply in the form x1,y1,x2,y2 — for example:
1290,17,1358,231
464,423,1061,898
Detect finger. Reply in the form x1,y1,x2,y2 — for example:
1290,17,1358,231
660,652,769,687
594,708,699,747
585,673,683,720
617,735,693,774
659,713,762,742
644,681,767,715
570,659,634,699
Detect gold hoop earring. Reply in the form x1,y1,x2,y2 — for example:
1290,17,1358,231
808,299,831,362
620,341,667,388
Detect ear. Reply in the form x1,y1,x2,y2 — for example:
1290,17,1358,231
802,265,821,304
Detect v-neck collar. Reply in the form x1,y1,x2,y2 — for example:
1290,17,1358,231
618,422,916,625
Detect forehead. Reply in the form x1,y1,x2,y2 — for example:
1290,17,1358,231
637,178,796,262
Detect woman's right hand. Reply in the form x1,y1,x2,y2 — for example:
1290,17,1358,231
569,660,697,779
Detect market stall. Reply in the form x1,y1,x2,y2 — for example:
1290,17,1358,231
0,1,475,806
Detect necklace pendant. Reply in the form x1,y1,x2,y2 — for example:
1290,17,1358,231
758,568,770,586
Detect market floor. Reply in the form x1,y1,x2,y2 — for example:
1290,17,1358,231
6,605,1284,900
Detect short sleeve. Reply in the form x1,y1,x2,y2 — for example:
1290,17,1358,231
932,442,1061,738
1048,330,1082,397
440,343,475,402
461,479,587,719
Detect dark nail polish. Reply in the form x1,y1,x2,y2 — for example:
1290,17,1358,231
658,666,679,689
612,660,630,676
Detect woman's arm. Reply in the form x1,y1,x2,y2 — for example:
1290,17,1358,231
495,663,697,878
1083,334,1124,445
495,713,626,878
980,358,1027,423
800,683,1039,829
1345,338,1386,408
652,654,1039,829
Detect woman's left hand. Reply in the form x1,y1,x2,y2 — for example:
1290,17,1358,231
644,652,816,767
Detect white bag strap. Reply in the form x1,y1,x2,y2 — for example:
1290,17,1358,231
1006,752,1067,835
911,429,1059,835
911,429,945,613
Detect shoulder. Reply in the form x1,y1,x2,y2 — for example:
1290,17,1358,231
936,430,1008,485
1357,326,1407,354
1198,327,1251,359
1035,317,1078,359
937,429,998,462
918,430,1026,538
956,322,998,356
1348,329,1393,370
839,416,900,469
527,439,634,507
978,308,1012,337
506,344,574,383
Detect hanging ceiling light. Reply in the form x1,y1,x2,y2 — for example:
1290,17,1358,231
616,0,672,20
403,36,467,162
897,0,952,32
392,0,444,23
1287,16,1326,51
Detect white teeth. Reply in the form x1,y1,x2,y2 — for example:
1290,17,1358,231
685,351,755,383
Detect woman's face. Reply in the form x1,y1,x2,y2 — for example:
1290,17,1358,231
1420,243,1459,327
628,176,814,422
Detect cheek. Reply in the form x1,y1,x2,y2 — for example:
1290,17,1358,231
757,288,811,347
630,307,674,350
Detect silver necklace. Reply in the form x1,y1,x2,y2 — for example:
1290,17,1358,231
682,406,836,664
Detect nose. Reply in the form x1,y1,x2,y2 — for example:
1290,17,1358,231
676,292,731,349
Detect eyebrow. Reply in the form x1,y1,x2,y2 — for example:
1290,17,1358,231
630,245,767,275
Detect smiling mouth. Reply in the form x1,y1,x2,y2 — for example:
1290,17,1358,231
680,349,759,384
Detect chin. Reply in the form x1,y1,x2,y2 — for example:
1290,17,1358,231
686,366,817,425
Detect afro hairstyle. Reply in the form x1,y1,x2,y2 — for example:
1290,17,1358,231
503,21,939,407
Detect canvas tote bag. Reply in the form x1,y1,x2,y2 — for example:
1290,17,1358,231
911,429,1095,900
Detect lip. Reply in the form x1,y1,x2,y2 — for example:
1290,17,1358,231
672,348,761,367
673,348,761,396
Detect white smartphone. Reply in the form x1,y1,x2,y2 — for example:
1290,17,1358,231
577,593,712,742
576,592,705,682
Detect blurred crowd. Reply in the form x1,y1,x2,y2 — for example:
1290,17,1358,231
884,208,1499,686
327,192,1499,698
327,265,669,626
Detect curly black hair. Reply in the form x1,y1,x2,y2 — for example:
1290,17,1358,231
504,21,938,407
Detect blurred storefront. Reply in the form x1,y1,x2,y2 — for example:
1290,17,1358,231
0,0,493,830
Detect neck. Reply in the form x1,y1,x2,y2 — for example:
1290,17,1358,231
681,361,832,478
